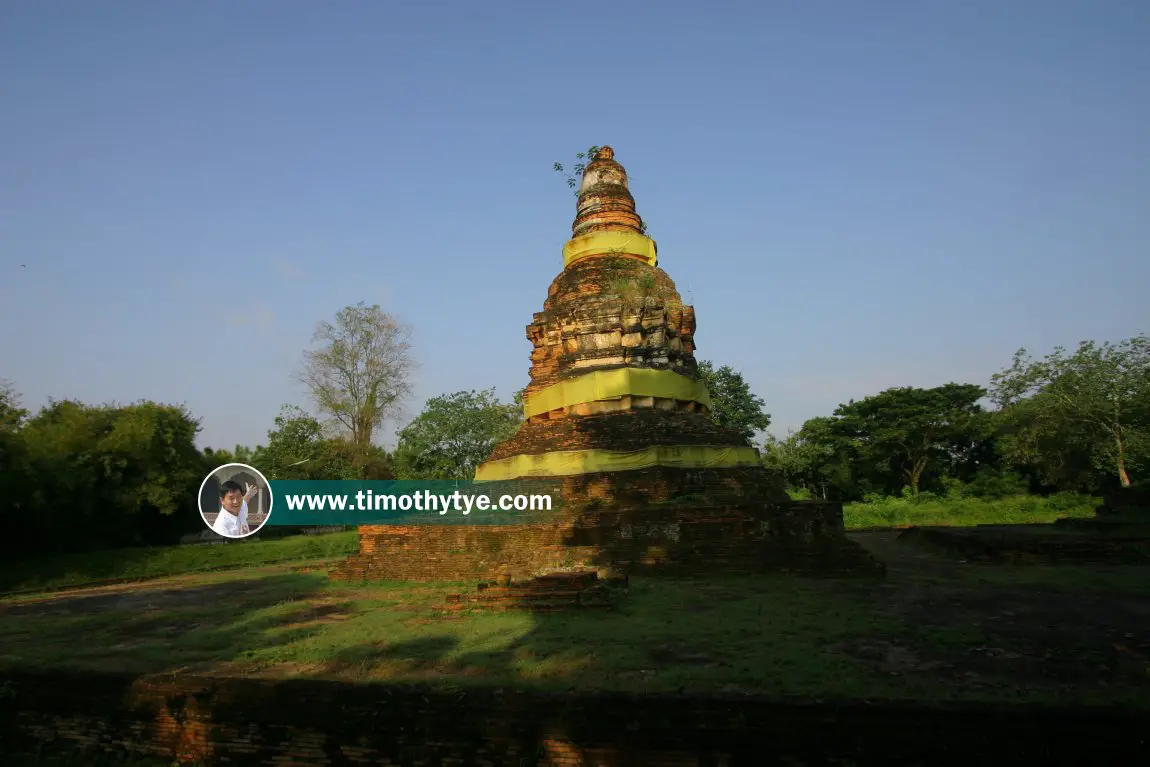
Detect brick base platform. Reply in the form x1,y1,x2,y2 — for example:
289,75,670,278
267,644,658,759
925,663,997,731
331,498,884,583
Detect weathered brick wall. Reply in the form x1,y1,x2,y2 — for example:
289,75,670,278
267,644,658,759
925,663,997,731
1,669,1144,766
332,469,884,583
487,409,750,460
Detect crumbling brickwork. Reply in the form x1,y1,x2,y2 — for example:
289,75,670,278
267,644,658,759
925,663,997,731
525,256,699,397
1,669,1142,766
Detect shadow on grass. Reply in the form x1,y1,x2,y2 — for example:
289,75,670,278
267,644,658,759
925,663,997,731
0,572,337,674
0,533,359,595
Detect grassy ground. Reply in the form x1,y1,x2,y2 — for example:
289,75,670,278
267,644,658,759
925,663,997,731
2,532,1148,708
0,495,1098,595
842,492,1097,529
0,532,359,595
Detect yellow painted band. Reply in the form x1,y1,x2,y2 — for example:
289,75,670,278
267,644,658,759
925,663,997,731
522,368,711,419
562,231,657,268
474,445,761,481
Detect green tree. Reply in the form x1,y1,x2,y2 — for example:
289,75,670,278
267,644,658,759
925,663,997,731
300,302,415,448
14,399,203,552
394,389,521,480
830,383,988,495
0,381,30,526
990,335,1150,487
697,361,771,442
0,379,26,431
762,417,860,500
254,404,393,480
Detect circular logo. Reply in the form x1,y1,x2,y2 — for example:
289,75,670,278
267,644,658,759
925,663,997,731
197,463,274,539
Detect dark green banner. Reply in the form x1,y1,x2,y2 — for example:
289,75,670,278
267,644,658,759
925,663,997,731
266,480,562,526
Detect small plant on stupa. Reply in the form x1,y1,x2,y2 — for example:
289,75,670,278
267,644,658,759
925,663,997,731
553,146,600,192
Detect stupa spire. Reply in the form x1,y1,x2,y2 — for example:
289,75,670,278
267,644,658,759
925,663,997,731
562,146,657,270
572,146,644,238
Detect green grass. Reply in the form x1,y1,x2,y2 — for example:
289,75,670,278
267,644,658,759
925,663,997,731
844,492,1098,530
3,561,1148,708
0,532,359,595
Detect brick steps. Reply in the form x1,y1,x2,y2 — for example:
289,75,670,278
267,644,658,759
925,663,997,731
438,571,624,612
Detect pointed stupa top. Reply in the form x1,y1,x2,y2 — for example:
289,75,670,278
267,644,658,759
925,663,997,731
572,146,644,238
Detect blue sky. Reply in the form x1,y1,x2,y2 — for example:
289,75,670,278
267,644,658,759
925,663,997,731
2,1,1147,451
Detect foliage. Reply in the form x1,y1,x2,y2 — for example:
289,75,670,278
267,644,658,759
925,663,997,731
762,420,854,500
252,404,394,480
2,396,205,555
828,383,990,495
697,361,771,442
300,302,415,448
990,335,1150,487
393,388,521,480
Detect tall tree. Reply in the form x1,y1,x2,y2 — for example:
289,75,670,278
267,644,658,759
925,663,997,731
300,302,414,448
990,335,1150,487
697,361,772,442
394,389,521,480
830,384,988,495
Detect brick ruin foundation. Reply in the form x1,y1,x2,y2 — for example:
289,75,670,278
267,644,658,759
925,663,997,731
334,146,882,584
2,669,1144,766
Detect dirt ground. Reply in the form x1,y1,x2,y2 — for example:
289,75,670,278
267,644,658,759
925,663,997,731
843,531,1150,690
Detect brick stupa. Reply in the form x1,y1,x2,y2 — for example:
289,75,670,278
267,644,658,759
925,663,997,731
332,147,883,583
474,146,774,502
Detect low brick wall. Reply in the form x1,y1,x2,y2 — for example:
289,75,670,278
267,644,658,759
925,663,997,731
0,669,1145,766
332,467,882,583
899,525,1150,564
333,501,883,583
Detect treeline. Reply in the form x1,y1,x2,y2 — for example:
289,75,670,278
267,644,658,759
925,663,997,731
1,301,1144,559
762,337,1149,502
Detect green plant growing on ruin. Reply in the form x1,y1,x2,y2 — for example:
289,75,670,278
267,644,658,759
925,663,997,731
607,271,659,326
553,146,600,192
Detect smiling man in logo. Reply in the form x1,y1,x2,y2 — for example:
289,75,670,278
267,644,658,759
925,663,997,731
213,480,258,538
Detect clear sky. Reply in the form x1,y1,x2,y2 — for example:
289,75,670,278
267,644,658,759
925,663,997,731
2,1,1147,451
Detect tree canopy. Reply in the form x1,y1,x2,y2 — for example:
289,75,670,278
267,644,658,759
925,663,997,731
300,302,415,448
990,335,1150,487
697,361,772,442
393,389,521,480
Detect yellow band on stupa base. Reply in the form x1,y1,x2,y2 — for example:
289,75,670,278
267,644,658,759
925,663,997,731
563,230,657,268
474,445,761,481
522,368,710,419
